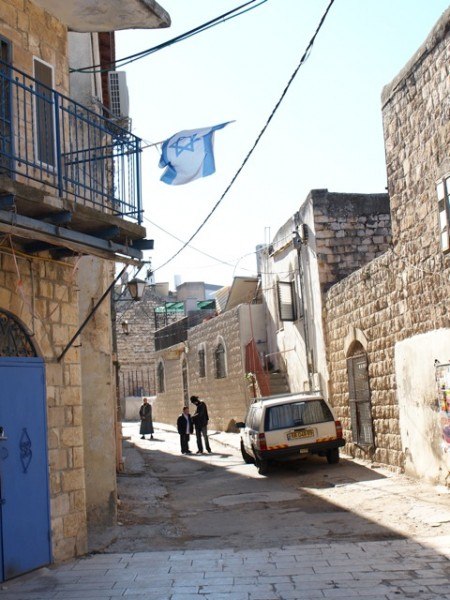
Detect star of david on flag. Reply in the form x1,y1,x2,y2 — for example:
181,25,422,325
158,122,231,185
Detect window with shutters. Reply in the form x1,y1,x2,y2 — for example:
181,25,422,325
33,58,56,168
277,280,297,322
436,174,450,253
346,345,374,446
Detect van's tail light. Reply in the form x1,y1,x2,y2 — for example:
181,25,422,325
335,420,343,439
257,433,267,451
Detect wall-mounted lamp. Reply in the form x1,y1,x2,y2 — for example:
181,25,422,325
121,320,130,335
127,278,146,301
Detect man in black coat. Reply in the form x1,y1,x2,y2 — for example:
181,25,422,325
190,395,212,454
176,406,193,454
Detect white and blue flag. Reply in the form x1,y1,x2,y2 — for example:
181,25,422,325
158,122,231,186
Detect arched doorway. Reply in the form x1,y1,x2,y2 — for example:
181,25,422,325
346,341,375,447
0,311,51,581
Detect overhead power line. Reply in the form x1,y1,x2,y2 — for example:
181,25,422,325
71,0,268,74
153,0,336,273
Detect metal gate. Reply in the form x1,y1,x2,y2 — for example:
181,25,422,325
0,357,51,581
347,352,374,446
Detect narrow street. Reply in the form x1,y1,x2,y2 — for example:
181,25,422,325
1,423,450,599
95,423,450,554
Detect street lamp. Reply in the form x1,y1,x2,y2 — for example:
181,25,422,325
127,278,146,301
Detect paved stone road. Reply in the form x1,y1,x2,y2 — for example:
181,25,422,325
1,537,450,599
1,426,450,599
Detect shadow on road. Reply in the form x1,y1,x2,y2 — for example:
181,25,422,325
87,425,450,562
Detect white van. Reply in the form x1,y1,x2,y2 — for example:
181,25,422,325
236,392,345,474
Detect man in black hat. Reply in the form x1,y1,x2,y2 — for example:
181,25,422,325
190,395,212,454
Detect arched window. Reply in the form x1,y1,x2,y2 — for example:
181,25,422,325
181,358,189,406
214,341,227,379
0,311,37,357
198,344,206,378
157,361,165,393
346,342,374,446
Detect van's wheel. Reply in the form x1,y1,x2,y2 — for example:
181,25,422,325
326,448,340,464
255,455,269,475
240,440,254,464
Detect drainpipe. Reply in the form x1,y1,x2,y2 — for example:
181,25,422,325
293,214,315,390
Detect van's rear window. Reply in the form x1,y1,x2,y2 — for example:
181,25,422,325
265,400,333,431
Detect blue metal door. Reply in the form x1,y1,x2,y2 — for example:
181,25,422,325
0,357,51,581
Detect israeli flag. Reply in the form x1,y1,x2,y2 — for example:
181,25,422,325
159,122,230,186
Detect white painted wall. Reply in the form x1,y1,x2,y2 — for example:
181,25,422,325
260,195,329,396
395,329,450,483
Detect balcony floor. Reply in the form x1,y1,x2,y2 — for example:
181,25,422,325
0,176,148,263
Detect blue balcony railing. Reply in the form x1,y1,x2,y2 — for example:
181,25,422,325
0,61,142,224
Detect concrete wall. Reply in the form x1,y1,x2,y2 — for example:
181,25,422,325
78,257,117,527
68,31,102,109
152,304,263,431
395,330,450,481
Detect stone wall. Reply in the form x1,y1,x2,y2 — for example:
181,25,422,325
310,190,391,292
116,286,179,402
1,0,69,91
324,10,450,480
0,251,88,561
152,305,261,431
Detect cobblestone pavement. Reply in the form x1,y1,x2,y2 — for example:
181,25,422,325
0,537,449,599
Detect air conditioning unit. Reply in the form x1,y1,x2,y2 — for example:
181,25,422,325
108,71,129,119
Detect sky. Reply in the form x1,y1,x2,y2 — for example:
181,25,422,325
116,0,449,290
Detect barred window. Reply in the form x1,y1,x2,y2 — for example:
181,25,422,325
157,361,165,393
277,281,297,321
214,342,227,379
436,175,450,253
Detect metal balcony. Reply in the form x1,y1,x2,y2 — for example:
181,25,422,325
0,60,142,225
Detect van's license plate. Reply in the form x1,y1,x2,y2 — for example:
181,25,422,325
287,428,314,440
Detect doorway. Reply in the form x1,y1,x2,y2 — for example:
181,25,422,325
0,312,51,581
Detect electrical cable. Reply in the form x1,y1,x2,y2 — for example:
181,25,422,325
145,215,301,277
152,0,336,274
71,0,268,74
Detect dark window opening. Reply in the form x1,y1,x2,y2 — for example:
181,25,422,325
198,348,206,378
157,362,165,393
214,342,226,379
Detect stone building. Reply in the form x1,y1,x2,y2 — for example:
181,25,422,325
0,0,169,581
116,282,175,409
116,280,221,418
152,279,266,430
259,190,391,397
324,9,450,483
